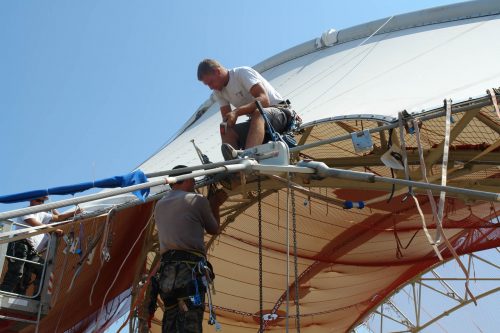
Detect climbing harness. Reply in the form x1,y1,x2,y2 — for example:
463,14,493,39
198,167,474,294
196,259,221,330
156,249,220,329
255,100,300,148
183,141,223,329
278,99,303,133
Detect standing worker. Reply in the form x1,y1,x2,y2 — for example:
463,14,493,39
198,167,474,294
0,196,82,296
154,165,227,332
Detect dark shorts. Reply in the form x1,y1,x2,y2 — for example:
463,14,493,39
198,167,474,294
234,107,288,149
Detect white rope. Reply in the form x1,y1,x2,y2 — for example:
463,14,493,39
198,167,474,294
89,207,117,305
396,114,443,259
413,118,477,303
97,212,153,326
410,194,443,261
413,119,443,260
488,88,500,119
436,99,453,244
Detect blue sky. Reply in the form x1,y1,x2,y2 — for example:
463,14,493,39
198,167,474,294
1,1,497,332
0,0,459,210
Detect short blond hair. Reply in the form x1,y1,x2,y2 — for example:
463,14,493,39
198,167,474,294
197,59,223,80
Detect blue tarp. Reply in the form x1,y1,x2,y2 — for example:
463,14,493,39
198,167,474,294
0,170,149,204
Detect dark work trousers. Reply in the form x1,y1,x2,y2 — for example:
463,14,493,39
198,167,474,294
0,240,44,296
158,260,205,333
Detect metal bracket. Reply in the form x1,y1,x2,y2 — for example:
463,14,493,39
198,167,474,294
351,129,373,153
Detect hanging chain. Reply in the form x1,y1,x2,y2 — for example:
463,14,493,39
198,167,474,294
258,175,264,333
291,188,301,331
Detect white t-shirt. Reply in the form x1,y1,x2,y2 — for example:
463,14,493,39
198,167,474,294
20,212,53,251
213,66,283,108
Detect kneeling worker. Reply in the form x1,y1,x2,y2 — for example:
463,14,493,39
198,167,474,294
197,58,297,160
154,165,227,332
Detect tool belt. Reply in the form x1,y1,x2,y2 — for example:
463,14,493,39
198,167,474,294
273,99,302,133
161,249,205,263
162,279,205,309
159,250,213,309
161,249,215,280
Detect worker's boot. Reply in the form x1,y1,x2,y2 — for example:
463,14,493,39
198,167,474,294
221,143,238,161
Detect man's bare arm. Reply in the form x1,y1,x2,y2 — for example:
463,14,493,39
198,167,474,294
52,208,83,222
224,83,270,127
24,218,44,228
25,217,64,236
234,83,270,117
207,190,228,235
220,105,232,119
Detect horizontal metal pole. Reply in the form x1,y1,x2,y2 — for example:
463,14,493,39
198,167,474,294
0,314,38,324
0,160,254,221
251,164,316,174
0,182,186,245
145,159,244,178
0,285,44,301
4,255,44,266
374,175,500,201
296,161,500,202
290,122,395,153
0,223,66,245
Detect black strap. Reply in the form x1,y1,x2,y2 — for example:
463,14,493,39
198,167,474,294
161,250,205,263
255,100,281,142
255,100,298,148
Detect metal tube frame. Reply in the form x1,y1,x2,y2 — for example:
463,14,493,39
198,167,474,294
0,160,255,221
354,251,500,332
291,95,495,153
2,158,499,247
